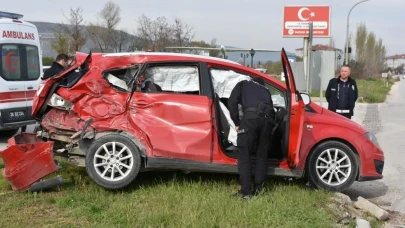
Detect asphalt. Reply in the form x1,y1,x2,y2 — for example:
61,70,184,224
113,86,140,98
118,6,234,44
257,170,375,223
339,80,405,215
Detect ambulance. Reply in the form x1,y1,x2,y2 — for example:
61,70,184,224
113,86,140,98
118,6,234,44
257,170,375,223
0,11,42,137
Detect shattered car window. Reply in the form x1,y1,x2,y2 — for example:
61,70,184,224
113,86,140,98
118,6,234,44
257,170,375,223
104,66,139,91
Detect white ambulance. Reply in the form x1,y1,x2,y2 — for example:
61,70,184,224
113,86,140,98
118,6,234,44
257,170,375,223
0,11,42,137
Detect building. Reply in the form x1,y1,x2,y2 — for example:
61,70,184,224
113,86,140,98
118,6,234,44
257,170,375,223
295,44,344,70
385,54,405,69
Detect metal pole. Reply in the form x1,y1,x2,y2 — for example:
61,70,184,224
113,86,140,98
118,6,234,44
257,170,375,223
308,22,313,93
344,0,370,64
303,38,309,93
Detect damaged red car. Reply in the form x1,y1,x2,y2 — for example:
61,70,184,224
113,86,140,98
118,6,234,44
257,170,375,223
0,49,384,192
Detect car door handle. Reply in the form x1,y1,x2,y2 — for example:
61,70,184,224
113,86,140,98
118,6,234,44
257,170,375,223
27,86,34,90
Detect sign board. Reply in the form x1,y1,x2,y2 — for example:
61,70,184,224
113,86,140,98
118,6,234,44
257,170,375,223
288,56,297,63
281,72,285,81
382,73,388,78
283,6,331,38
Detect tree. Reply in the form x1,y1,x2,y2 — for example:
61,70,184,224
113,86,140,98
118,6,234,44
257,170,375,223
136,15,195,51
111,29,130,52
63,7,87,53
395,64,404,74
50,26,69,55
97,0,121,49
172,17,194,46
353,22,386,78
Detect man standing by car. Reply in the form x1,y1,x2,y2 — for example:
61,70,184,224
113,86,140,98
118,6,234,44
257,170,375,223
228,77,275,199
42,54,69,79
325,65,358,119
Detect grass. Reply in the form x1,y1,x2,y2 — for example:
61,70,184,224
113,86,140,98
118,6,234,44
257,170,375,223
0,158,338,228
308,78,394,103
356,78,393,103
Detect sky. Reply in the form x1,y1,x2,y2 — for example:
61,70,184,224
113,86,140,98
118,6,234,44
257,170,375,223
2,0,404,55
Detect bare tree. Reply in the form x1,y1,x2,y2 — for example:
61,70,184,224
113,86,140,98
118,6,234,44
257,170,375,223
172,17,195,46
353,22,387,78
111,29,130,52
355,22,367,67
364,32,376,78
63,7,87,53
50,26,69,55
97,0,121,49
136,14,195,51
210,38,220,57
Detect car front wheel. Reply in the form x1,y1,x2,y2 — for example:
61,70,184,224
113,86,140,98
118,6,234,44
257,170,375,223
85,134,141,189
305,141,358,192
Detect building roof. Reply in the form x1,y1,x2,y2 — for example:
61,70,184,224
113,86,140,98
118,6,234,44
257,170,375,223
295,44,342,52
385,54,405,59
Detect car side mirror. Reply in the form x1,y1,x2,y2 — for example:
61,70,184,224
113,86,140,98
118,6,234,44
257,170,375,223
300,93,311,105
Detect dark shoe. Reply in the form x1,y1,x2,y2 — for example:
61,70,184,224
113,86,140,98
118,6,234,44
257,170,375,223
232,190,252,200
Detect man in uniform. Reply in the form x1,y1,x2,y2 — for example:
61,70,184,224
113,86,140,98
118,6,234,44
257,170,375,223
325,65,358,119
228,77,275,199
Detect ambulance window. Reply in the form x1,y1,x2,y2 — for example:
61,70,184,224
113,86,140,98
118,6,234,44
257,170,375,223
26,46,40,80
1,45,21,80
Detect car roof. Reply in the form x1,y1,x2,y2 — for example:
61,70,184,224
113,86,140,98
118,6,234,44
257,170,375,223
102,52,242,66
84,51,286,89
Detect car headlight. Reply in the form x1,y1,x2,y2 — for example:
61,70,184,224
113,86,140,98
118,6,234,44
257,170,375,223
47,94,73,110
364,132,379,147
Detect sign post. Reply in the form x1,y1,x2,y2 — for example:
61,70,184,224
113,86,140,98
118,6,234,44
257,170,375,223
283,6,331,94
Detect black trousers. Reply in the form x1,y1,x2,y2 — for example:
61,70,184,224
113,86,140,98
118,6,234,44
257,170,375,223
338,113,352,119
237,115,272,195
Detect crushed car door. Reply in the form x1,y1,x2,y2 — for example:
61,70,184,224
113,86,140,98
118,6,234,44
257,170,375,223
281,48,305,168
129,63,213,162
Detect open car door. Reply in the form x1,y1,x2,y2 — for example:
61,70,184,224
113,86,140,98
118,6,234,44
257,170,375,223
281,48,305,168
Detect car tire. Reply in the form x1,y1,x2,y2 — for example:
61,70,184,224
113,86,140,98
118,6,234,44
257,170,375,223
305,140,358,192
85,134,141,190
0,128,19,138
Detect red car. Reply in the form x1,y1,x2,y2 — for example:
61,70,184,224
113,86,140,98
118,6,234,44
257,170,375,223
0,49,384,192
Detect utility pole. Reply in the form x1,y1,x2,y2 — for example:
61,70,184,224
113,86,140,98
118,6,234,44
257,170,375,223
344,0,370,64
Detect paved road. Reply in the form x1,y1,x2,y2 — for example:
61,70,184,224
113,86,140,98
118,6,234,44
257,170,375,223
343,79,405,214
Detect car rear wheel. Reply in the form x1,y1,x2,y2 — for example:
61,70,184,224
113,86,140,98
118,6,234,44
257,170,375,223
85,134,141,189
305,141,358,192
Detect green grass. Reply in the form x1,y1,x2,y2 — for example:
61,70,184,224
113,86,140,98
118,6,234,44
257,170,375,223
0,158,338,228
356,78,393,103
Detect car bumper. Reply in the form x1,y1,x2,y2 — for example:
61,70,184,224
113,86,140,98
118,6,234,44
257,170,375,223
354,136,384,181
0,133,58,191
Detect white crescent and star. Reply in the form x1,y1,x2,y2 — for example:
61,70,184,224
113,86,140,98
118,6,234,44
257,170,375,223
298,7,316,21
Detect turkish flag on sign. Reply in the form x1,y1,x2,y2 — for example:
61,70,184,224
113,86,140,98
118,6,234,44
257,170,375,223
283,6,331,37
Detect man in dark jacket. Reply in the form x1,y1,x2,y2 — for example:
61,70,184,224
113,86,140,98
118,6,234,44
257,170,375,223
228,77,275,199
42,54,69,79
325,65,358,119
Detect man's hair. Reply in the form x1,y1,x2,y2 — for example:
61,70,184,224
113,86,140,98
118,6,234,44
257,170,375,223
341,64,351,69
56,54,69,62
252,77,265,86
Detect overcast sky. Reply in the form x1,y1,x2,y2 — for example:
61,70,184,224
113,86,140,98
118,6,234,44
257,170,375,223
2,0,404,55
